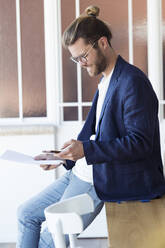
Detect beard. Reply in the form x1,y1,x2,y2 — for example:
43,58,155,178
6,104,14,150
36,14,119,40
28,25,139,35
86,47,107,77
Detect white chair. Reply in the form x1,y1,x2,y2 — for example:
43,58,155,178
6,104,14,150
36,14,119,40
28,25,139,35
44,193,94,248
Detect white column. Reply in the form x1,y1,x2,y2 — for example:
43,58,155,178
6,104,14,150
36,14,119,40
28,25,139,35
16,0,23,120
75,0,83,123
128,0,134,64
147,0,164,159
44,0,62,125
44,0,63,180
147,0,163,101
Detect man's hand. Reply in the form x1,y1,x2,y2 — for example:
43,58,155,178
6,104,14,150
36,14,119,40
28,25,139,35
56,139,84,161
34,153,65,171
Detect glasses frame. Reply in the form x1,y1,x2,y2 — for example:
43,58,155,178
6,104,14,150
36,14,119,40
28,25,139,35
70,41,96,64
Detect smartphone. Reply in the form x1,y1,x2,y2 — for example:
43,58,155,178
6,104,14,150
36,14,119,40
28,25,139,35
42,150,61,154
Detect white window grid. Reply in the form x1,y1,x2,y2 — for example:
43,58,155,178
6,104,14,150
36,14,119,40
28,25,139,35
0,0,164,126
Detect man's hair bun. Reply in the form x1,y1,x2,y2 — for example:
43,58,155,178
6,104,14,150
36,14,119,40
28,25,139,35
85,6,100,17
62,5,112,48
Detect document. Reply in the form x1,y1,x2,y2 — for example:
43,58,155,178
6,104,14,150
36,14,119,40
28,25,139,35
0,149,64,165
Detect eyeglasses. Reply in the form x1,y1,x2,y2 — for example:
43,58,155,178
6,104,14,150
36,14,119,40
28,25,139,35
70,42,96,64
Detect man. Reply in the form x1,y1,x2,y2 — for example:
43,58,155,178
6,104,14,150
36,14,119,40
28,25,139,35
16,5,165,248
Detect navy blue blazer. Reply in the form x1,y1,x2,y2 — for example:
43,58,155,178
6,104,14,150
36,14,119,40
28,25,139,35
65,55,165,201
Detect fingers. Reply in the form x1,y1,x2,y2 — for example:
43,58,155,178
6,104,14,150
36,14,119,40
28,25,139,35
36,138,84,164
57,140,84,161
61,139,75,149
40,164,50,170
34,154,47,160
40,164,61,170
56,145,74,160
34,153,58,161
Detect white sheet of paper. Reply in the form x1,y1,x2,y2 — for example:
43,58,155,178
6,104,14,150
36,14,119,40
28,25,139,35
0,149,64,165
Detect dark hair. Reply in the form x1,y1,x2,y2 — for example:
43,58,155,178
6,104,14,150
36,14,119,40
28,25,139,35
62,5,112,48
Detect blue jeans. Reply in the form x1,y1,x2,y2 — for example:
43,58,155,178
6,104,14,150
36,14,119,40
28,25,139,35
16,170,104,248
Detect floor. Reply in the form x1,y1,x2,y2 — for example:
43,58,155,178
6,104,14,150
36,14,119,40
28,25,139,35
0,238,109,248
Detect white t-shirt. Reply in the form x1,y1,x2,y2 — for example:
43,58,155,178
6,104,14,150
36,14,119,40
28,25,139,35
72,69,114,183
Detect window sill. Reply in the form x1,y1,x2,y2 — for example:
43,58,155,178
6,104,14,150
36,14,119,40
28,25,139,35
0,124,55,136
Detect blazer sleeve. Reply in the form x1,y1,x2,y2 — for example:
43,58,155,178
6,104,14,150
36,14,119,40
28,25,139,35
63,159,75,170
83,75,159,165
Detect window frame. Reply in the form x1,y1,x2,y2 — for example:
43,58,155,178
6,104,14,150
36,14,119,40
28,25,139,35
0,0,164,128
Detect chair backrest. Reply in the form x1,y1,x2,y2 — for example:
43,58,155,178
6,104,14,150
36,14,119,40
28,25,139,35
45,193,94,234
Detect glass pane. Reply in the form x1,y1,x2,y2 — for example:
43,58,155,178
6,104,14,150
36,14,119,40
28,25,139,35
61,0,77,102
133,0,147,74
20,0,46,117
83,106,91,121
80,0,129,102
0,0,19,118
63,107,78,121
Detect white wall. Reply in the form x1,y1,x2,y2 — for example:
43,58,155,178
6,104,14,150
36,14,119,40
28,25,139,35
0,132,55,242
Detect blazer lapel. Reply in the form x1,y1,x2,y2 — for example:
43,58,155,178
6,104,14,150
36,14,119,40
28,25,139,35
95,55,125,138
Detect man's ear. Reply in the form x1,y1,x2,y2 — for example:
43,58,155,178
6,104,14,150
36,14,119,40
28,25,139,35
98,36,109,50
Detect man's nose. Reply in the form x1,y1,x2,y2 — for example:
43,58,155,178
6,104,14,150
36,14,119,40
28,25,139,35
79,60,87,67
